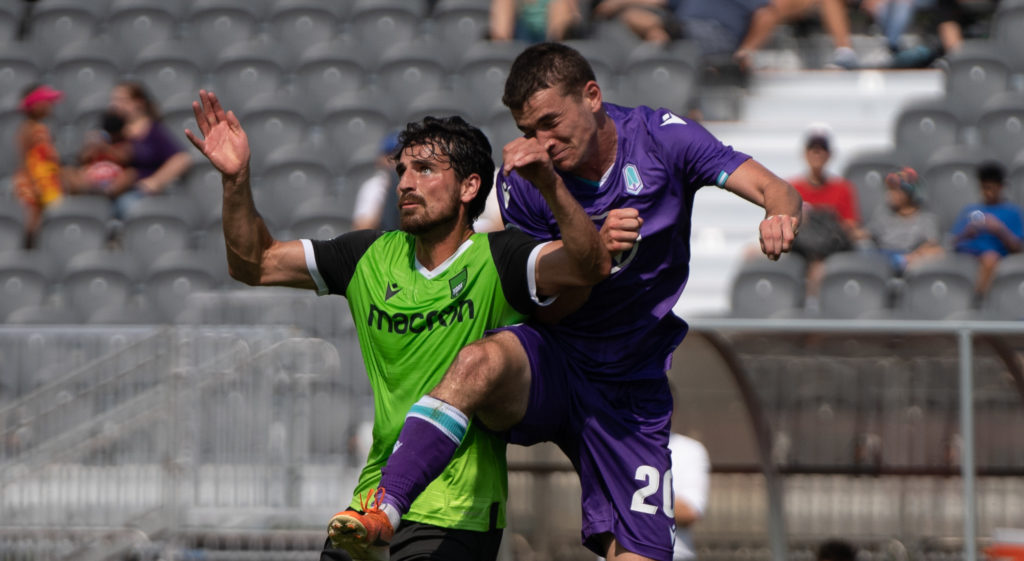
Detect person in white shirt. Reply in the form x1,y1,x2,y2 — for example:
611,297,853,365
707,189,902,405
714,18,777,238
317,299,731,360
669,432,710,561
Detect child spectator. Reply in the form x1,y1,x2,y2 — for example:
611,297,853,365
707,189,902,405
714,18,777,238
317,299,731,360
866,167,943,273
13,84,64,248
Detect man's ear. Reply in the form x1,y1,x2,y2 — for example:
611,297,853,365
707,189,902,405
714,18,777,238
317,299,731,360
461,173,481,204
583,80,602,112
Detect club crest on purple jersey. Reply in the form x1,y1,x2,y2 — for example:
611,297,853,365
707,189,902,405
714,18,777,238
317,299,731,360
623,163,644,195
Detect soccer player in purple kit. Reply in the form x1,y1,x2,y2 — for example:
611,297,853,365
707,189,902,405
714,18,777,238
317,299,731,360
330,42,802,561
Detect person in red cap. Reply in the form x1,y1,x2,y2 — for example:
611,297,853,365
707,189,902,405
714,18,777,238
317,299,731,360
14,84,65,248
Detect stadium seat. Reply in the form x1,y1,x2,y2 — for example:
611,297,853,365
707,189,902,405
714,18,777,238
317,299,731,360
980,254,1024,320
0,249,54,322
0,107,23,178
60,249,138,322
376,39,451,109
729,253,806,318
454,40,528,119
267,0,342,66
85,300,161,324
942,42,1011,124
211,39,288,113
401,89,476,128
842,150,903,223
183,0,261,58
921,145,986,233
975,92,1024,168
899,254,979,319
28,0,99,65
892,98,962,172
288,196,352,240
36,195,112,274
49,39,122,124
293,39,370,111
5,303,80,324
818,251,894,319
254,149,335,229
238,93,310,172
1009,156,1024,209
0,204,22,252
430,0,490,58
349,0,424,69
560,39,620,91
181,163,224,226
322,90,394,174
105,0,179,59
617,44,697,115
0,42,43,108
121,194,197,273
0,0,18,43
993,0,1024,72
131,40,206,106
480,103,523,167
143,249,220,323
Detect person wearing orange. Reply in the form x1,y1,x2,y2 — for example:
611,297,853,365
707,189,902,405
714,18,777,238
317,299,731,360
13,84,65,248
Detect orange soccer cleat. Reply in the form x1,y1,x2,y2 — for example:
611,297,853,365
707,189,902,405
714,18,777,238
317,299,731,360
327,488,395,561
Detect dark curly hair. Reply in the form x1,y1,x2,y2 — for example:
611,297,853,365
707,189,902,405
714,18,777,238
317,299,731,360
396,116,495,224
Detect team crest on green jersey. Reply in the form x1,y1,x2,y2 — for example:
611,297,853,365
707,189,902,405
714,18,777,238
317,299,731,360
449,267,468,299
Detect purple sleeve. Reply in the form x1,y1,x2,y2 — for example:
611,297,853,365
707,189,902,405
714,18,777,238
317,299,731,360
651,114,750,192
496,169,557,241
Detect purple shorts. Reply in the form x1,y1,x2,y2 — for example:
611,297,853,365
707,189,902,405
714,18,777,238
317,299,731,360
497,323,675,561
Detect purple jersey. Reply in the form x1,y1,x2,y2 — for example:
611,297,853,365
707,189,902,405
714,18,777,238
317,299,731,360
498,103,750,380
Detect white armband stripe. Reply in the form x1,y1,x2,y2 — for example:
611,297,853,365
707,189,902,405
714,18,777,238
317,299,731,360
301,239,329,296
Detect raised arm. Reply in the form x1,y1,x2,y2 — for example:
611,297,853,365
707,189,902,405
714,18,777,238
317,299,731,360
184,90,314,289
723,158,803,260
502,137,611,296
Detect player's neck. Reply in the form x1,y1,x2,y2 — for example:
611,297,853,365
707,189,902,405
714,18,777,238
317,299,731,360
576,111,618,182
414,223,474,271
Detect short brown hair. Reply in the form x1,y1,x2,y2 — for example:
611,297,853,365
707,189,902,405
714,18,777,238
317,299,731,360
502,42,596,112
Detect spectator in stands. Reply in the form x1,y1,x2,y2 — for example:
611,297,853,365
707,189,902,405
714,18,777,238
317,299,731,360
866,167,943,273
66,110,138,198
351,132,401,231
862,0,970,68
106,81,191,219
788,125,865,297
591,0,682,44
712,0,859,70
669,431,710,561
817,539,857,561
13,84,64,248
489,0,584,42
675,0,770,60
950,161,1023,297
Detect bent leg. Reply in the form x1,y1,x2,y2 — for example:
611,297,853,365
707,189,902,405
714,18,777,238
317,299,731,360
378,330,532,517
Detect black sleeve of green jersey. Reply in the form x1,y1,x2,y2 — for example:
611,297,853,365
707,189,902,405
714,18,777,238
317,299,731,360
310,230,382,296
487,229,542,316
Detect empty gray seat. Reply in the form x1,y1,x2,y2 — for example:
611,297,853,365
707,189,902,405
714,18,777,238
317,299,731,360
0,43,43,109
267,0,342,65
50,39,122,124
29,0,99,66
294,39,369,111
60,249,138,322
617,45,697,115
181,163,225,226
349,0,425,68
211,39,288,112
184,0,261,58
6,303,80,324
431,0,490,58
122,194,197,273
1009,156,1024,209
37,196,112,274
105,0,179,58
401,89,475,128
818,251,894,319
993,0,1024,72
893,98,962,172
322,90,394,174
131,40,206,105
238,93,309,171
943,41,1010,123
143,249,220,323
0,249,54,321
454,40,527,119
976,92,1024,167
729,254,807,318
900,254,979,319
0,196,22,251
254,150,335,229
288,196,352,240
376,39,451,108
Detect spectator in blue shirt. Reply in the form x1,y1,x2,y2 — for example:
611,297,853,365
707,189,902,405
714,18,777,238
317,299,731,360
951,162,1024,297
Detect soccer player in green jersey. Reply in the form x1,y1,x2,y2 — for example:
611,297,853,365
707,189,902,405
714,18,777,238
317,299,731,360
185,90,610,561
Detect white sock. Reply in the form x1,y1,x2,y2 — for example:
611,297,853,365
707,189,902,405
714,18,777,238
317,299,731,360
381,503,401,529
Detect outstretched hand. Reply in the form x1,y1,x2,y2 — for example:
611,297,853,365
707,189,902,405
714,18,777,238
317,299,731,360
184,90,250,179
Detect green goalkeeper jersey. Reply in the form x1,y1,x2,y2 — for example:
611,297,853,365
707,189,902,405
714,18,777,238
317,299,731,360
303,229,544,531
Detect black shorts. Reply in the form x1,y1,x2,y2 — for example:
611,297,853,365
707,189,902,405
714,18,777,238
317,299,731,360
319,521,503,561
